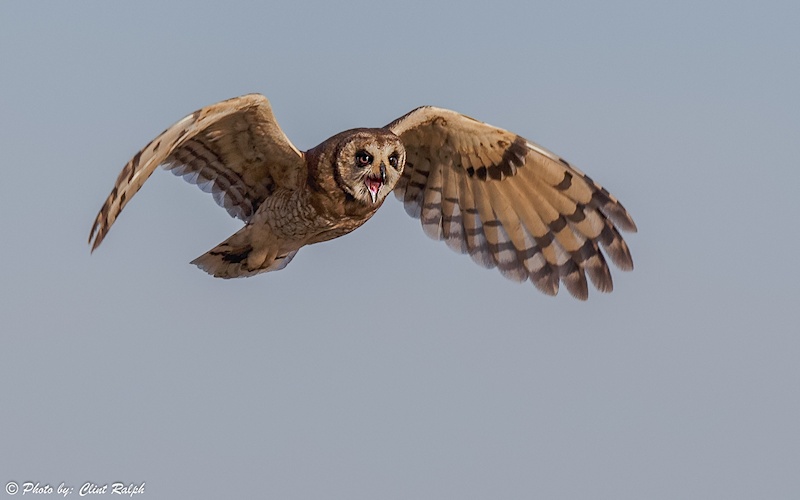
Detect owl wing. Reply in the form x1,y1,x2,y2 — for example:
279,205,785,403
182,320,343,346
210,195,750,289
386,106,637,300
89,94,304,251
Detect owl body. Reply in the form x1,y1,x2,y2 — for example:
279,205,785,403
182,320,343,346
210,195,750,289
188,127,404,277
89,94,637,299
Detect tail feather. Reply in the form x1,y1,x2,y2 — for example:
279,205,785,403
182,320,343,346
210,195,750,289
191,225,298,278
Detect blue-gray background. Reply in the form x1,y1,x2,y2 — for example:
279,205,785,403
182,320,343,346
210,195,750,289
1,1,798,498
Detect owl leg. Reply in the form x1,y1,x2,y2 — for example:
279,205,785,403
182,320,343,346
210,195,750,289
191,224,298,278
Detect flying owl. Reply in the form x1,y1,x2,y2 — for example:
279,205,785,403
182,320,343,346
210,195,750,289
89,94,637,299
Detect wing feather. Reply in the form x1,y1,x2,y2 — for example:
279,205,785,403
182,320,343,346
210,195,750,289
387,106,637,299
420,159,445,240
400,152,430,218
483,182,532,282
458,169,494,268
89,94,304,251
440,162,468,253
501,176,564,293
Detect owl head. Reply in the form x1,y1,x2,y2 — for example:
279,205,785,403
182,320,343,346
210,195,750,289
332,128,405,206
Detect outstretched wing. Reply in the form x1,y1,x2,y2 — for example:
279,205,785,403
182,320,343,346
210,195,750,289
88,94,305,251
386,106,637,300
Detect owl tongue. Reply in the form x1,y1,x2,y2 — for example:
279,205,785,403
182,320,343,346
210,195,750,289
366,176,383,203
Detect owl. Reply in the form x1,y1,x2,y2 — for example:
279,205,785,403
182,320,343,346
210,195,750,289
89,94,637,299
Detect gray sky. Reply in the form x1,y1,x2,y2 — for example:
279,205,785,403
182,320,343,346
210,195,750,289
1,1,799,498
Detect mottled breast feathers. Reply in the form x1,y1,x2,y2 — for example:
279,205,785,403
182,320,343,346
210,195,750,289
89,94,637,300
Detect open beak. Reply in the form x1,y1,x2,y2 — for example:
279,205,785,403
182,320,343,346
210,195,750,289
365,163,387,204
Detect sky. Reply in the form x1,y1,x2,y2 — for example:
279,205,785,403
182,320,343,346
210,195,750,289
1,1,799,499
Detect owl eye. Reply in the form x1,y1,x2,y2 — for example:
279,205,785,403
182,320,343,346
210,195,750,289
355,151,373,167
388,153,399,169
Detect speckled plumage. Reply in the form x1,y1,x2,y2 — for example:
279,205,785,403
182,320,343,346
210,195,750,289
89,93,637,299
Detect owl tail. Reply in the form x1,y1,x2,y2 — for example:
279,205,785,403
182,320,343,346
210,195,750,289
191,225,298,279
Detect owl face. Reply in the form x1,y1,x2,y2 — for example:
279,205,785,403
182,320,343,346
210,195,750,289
333,129,405,205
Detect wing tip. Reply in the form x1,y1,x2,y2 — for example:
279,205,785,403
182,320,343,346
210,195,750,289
88,218,104,252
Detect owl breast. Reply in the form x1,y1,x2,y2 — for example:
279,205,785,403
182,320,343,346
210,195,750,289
257,188,322,240
257,187,375,245
309,216,374,244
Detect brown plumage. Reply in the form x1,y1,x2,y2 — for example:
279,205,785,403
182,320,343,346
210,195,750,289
89,93,637,299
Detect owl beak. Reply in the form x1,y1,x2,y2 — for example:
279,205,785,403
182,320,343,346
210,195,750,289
365,164,387,204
